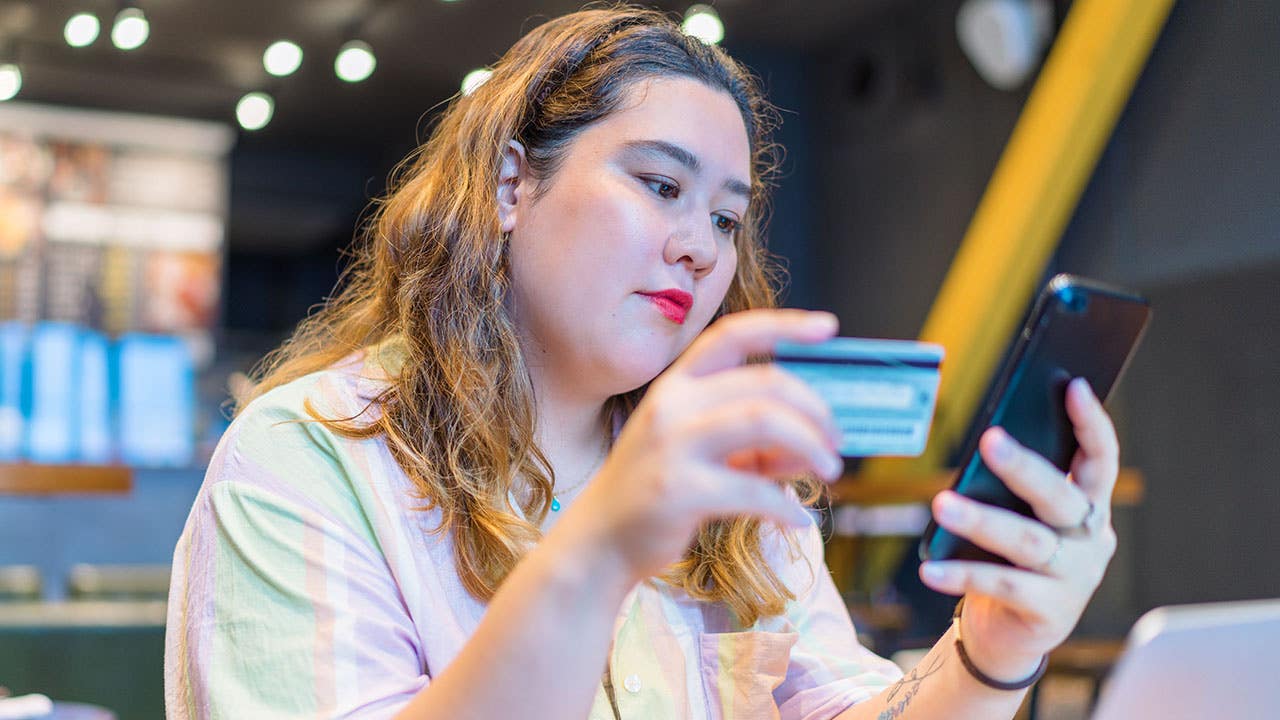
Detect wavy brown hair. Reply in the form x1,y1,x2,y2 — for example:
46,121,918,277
242,5,820,627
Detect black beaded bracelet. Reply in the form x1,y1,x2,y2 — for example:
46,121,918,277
952,598,1049,691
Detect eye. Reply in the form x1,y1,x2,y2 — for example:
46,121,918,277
642,176,680,199
713,213,739,236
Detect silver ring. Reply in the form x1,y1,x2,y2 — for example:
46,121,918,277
1034,533,1065,573
1054,499,1097,539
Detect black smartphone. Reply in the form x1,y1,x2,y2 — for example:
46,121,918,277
918,274,1151,564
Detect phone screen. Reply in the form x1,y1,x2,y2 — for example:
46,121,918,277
919,275,1151,564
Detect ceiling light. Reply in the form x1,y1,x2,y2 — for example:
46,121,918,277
263,40,303,77
64,13,101,48
957,0,1054,90
111,7,149,51
236,92,274,131
334,40,375,83
460,68,492,96
0,64,21,101
682,5,724,45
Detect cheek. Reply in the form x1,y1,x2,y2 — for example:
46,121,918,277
706,245,740,308
546,180,648,258
514,191,598,279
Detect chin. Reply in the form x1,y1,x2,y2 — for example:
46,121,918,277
602,334,684,393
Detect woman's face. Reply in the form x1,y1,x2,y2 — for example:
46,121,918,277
504,76,752,398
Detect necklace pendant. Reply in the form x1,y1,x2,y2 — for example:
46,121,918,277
551,497,561,512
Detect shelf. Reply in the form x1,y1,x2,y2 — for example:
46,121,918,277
0,600,165,628
829,468,1144,507
0,464,133,495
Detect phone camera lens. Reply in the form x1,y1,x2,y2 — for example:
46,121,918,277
1060,288,1089,314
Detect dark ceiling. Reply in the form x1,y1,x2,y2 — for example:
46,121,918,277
1,0,897,144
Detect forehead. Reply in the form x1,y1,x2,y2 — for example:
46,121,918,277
572,77,753,183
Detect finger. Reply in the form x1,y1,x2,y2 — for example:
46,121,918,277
674,309,837,377
919,560,1059,624
726,447,815,478
1065,378,1120,501
932,491,1067,573
696,464,814,528
979,427,1091,528
687,400,843,481
1068,458,1114,531
692,364,841,448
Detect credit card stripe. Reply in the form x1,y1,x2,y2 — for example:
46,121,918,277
844,424,917,435
776,355,941,370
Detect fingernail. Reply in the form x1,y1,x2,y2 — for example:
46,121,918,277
1071,377,1094,399
937,493,971,527
990,428,1014,462
811,312,838,331
823,453,844,480
921,562,949,583
827,423,844,452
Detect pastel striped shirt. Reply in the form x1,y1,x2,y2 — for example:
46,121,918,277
164,346,902,719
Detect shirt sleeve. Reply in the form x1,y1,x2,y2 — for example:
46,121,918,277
773,521,904,720
165,387,429,720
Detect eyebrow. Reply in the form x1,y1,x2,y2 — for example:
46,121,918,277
621,139,752,199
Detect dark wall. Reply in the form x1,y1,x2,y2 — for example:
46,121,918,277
1058,0,1280,285
805,0,1027,337
732,46,821,309
1058,0,1280,609
800,0,1280,623
1111,263,1280,607
222,135,408,342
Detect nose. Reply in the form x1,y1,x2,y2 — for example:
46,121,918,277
662,219,719,278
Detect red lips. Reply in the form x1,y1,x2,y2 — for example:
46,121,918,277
640,289,693,325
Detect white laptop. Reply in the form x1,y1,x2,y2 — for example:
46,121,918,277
1091,597,1280,719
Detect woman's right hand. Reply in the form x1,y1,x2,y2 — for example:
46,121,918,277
569,308,846,583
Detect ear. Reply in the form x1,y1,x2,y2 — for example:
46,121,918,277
497,140,527,233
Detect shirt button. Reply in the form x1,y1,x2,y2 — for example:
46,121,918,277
623,674,642,694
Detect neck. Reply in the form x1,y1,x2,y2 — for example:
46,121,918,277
524,361,612,488
509,316,616,503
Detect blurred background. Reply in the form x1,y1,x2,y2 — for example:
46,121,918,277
0,0,1276,718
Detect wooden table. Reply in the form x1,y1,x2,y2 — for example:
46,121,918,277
829,468,1144,507
0,464,132,495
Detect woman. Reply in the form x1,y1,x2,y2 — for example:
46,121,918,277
165,7,1120,719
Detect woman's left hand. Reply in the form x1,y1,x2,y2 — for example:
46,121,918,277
918,377,1120,681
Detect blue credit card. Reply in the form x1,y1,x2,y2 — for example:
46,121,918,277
774,337,944,457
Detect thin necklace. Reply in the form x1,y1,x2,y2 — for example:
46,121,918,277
551,439,609,512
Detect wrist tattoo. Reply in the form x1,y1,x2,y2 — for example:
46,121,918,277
877,655,945,720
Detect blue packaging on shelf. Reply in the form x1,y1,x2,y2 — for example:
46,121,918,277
0,322,26,461
79,330,112,463
26,322,81,463
117,333,195,467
